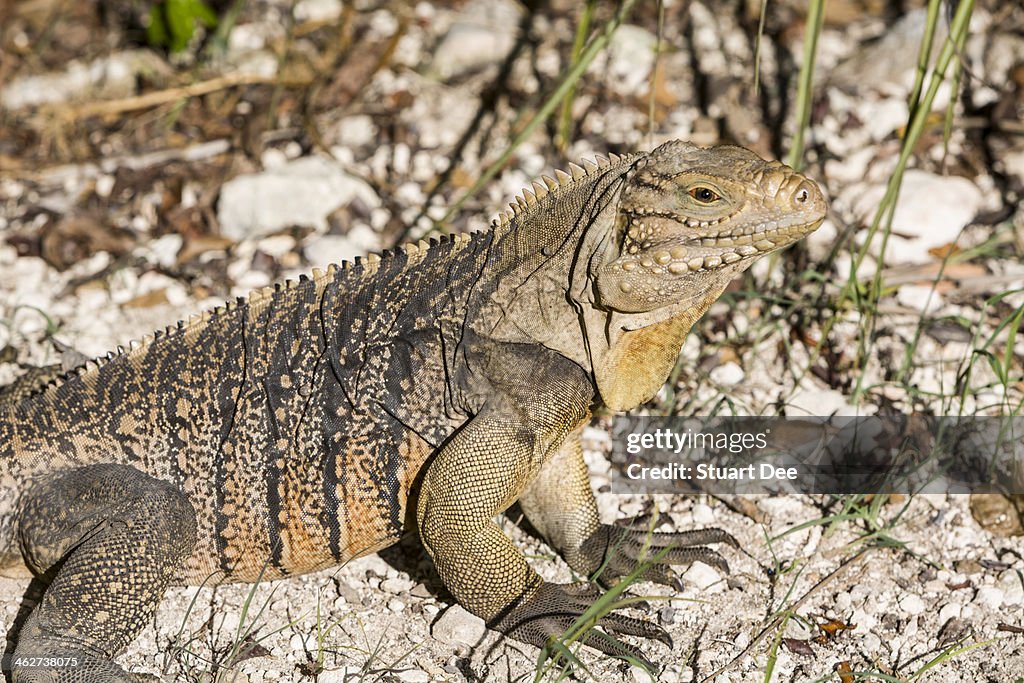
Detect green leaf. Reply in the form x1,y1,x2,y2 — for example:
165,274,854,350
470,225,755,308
147,0,219,53
166,0,196,52
187,0,219,28
146,4,171,48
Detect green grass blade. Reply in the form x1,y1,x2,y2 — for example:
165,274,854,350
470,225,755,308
557,0,597,151
787,0,825,171
845,0,976,402
907,0,943,121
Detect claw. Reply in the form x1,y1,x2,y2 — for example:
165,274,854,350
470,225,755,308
598,610,669,643
490,522,736,668
638,561,683,589
660,546,730,574
645,527,738,549
585,629,659,672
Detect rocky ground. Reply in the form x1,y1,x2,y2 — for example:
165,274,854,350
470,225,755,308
1,1,1023,681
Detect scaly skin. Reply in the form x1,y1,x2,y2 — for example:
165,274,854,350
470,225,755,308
0,141,825,680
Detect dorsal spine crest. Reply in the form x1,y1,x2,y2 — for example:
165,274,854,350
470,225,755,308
33,150,639,401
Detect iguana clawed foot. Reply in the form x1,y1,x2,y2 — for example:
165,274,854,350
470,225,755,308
489,581,672,671
580,523,738,588
492,523,736,669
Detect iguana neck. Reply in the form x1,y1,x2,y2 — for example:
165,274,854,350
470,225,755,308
466,155,639,373
463,152,715,412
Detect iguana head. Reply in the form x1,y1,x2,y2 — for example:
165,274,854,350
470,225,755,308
594,140,826,314
574,140,826,410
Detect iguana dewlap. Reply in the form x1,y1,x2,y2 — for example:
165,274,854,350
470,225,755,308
0,140,826,681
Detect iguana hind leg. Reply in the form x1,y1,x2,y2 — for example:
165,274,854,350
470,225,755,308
13,463,197,683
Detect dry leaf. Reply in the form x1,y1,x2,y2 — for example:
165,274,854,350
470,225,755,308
818,618,856,639
782,638,814,656
835,660,854,683
970,493,1024,537
122,288,170,309
41,214,135,271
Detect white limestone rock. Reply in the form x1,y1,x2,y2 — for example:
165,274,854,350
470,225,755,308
217,156,379,240
430,0,522,80
851,170,982,265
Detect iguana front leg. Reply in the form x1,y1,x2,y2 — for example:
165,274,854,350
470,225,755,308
520,431,737,587
502,431,736,665
417,331,697,665
416,408,672,665
416,411,553,621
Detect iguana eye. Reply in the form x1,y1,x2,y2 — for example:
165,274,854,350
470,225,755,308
689,186,721,203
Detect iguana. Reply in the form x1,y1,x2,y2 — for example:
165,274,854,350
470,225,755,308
0,140,826,681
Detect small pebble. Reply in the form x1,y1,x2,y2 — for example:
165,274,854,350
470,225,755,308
973,586,1003,609
95,174,115,198
631,664,656,682
682,561,725,593
691,503,715,525
336,582,362,605
709,361,744,386
381,577,415,594
256,234,296,258
997,571,1024,606
937,602,961,625
410,583,434,599
898,594,926,615
954,559,984,575
861,633,882,653
784,618,812,639
431,605,486,647
288,632,315,653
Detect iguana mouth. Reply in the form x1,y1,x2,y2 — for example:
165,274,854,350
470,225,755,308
618,215,823,275
682,218,823,268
